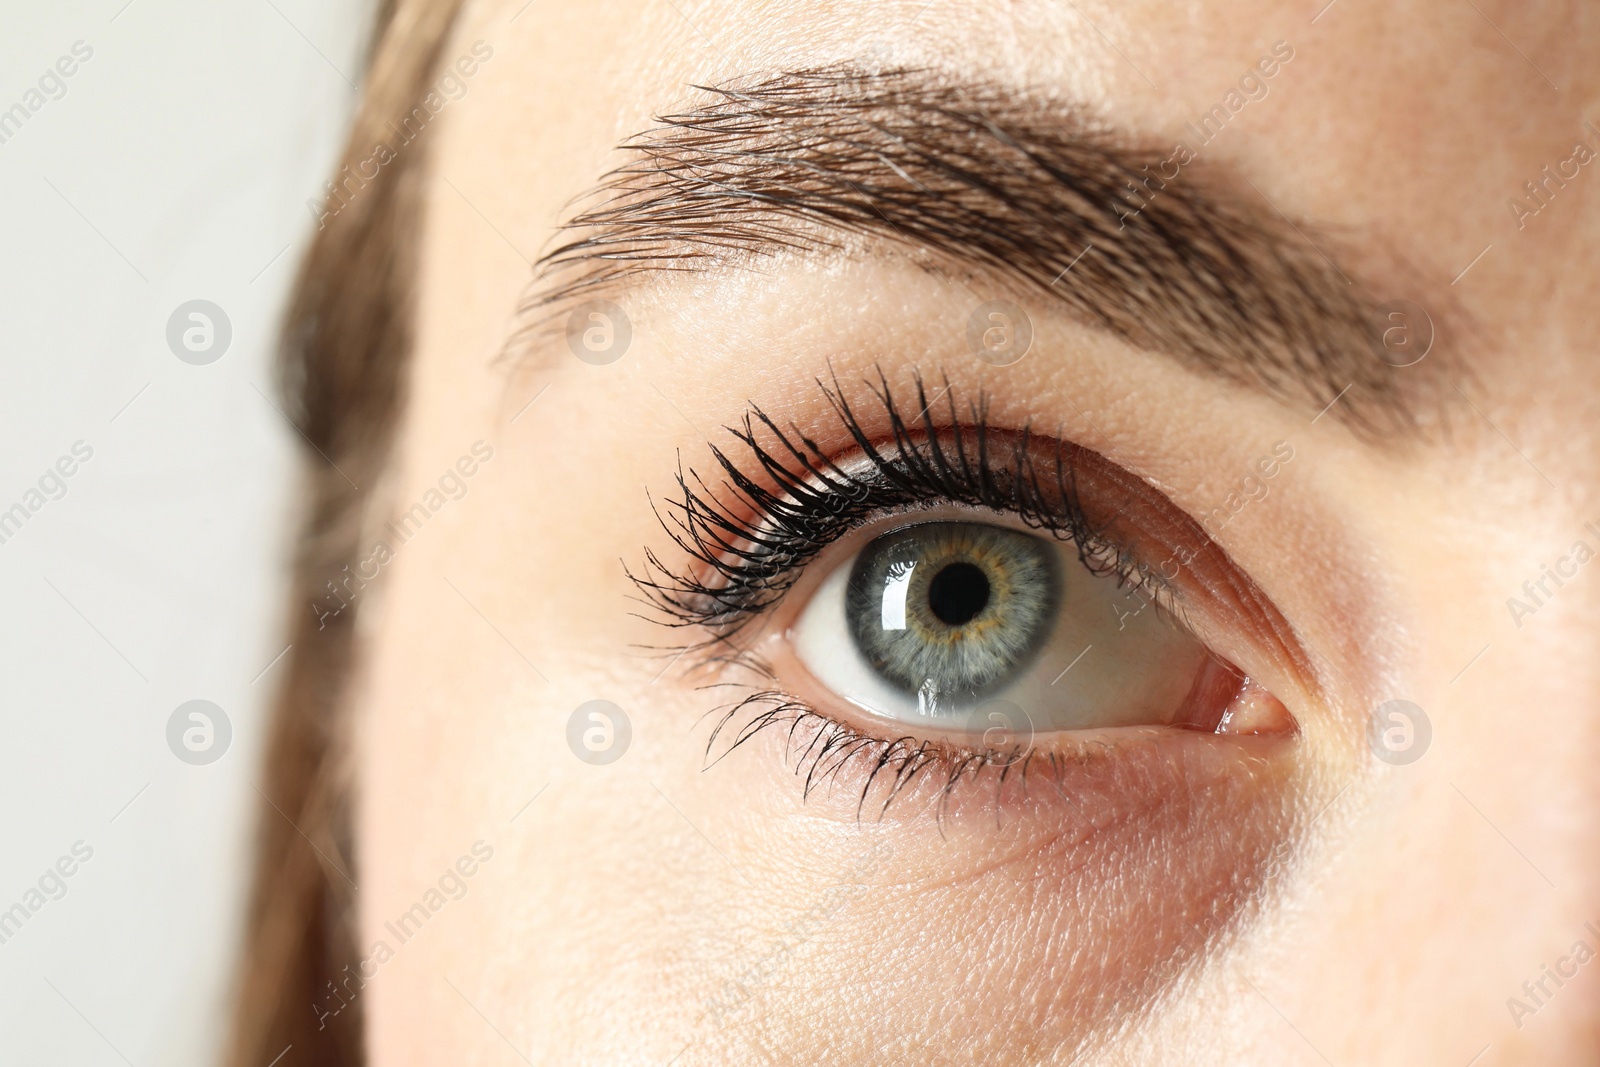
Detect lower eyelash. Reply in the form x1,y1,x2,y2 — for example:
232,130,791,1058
704,688,1051,823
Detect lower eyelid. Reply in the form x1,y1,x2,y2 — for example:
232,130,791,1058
862,731,1297,867
708,649,1294,815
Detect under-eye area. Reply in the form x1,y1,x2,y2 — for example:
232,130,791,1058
632,370,1304,824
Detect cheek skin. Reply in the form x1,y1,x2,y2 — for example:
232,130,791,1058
671,722,1302,1064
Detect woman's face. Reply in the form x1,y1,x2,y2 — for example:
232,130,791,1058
347,1,1600,1062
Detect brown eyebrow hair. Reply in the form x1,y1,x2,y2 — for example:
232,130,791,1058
524,66,1433,434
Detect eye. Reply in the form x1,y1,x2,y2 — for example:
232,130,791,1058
635,372,1301,797
790,517,1230,735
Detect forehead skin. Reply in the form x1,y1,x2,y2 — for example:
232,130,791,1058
351,1,1600,1065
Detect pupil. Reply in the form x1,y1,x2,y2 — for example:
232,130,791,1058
926,561,990,626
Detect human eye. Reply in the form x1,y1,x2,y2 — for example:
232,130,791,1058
635,370,1300,816
790,517,1236,736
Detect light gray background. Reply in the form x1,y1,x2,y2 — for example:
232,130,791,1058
0,2,373,1063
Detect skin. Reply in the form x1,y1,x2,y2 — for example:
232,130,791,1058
346,0,1600,1063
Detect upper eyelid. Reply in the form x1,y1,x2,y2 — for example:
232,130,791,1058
633,370,1330,720
631,373,1188,640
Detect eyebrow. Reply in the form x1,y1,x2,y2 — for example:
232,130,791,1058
524,66,1424,433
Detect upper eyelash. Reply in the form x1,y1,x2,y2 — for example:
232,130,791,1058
629,368,1160,645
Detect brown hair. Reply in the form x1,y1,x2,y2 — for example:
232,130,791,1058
226,2,464,1063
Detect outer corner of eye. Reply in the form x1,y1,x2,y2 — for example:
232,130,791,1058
782,515,1297,744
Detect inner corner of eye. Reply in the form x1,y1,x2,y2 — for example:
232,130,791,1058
785,517,1294,740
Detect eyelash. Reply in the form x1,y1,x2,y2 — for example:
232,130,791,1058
703,688,1091,821
630,369,1193,817
632,369,1169,638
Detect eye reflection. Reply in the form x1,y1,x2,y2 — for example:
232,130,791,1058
793,517,1224,733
